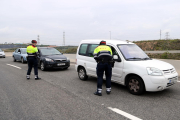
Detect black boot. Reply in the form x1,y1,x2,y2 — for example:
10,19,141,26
26,75,30,80
35,76,41,80
106,91,111,95
94,91,102,96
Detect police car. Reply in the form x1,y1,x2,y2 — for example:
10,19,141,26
75,39,178,95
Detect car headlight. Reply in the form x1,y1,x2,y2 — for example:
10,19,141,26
67,57,70,61
45,58,54,62
147,67,163,76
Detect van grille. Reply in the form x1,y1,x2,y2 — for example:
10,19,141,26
163,68,176,74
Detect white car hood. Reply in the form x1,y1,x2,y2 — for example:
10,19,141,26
0,52,5,55
129,59,174,70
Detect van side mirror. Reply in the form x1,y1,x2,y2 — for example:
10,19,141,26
113,55,121,62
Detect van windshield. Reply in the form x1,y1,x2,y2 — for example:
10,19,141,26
118,44,151,60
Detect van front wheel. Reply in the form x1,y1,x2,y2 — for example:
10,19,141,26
78,67,88,80
127,76,145,95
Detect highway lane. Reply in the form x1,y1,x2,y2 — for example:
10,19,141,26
0,57,180,120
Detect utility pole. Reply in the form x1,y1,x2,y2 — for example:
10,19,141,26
165,32,169,40
160,30,161,40
63,31,65,46
37,35,40,45
109,31,111,39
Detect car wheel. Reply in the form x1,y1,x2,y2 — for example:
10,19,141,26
78,67,88,80
3,56,5,58
13,56,16,62
21,57,25,63
40,62,46,71
127,76,145,95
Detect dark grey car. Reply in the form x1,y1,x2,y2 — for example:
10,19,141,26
37,47,70,71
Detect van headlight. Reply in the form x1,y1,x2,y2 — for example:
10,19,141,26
45,58,54,62
147,67,163,76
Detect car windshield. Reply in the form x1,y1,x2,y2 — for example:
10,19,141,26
118,44,150,60
40,48,62,55
0,49,2,52
21,49,27,54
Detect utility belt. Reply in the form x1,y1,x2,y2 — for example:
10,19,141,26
27,53,37,58
98,60,115,67
98,60,110,63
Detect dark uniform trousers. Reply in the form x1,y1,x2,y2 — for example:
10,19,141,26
96,62,112,89
27,56,38,75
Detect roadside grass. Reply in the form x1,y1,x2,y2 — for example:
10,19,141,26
148,52,180,60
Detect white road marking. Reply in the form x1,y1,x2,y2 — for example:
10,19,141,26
7,64,21,69
177,81,180,82
108,107,142,120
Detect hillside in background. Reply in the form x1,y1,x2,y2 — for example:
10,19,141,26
134,39,180,51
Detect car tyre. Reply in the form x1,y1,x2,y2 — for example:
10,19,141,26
40,62,46,71
127,76,145,95
13,56,16,62
3,56,5,58
78,67,88,80
21,57,25,64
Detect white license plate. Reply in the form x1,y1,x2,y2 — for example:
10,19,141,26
57,63,65,66
169,77,178,83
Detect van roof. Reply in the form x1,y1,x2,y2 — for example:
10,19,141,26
80,39,134,45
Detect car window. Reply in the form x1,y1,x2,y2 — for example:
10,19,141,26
87,44,99,57
15,49,19,53
108,45,121,59
40,48,62,56
18,49,21,53
79,44,88,56
21,49,27,54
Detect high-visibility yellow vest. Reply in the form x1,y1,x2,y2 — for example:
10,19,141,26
93,45,112,61
27,45,38,56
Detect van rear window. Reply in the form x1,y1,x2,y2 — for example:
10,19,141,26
79,44,88,56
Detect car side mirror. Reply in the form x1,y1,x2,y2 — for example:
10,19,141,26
113,55,121,62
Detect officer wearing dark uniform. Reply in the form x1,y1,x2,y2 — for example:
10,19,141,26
93,40,113,96
26,40,41,80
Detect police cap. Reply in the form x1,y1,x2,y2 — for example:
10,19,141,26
32,40,37,43
100,40,106,45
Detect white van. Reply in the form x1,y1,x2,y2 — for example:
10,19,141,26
75,39,178,95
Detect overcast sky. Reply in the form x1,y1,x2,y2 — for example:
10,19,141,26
0,0,180,45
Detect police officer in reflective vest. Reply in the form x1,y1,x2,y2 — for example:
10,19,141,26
26,40,41,80
93,40,113,96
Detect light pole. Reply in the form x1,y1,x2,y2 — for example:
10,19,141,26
109,31,111,39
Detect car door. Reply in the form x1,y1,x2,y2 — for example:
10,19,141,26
13,49,19,59
17,49,21,60
108,45,124,83
86,44,99,76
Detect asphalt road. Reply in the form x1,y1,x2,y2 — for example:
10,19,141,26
0,57,180,120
